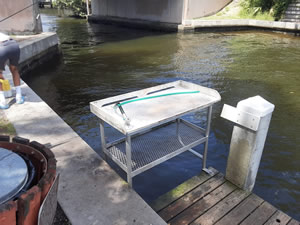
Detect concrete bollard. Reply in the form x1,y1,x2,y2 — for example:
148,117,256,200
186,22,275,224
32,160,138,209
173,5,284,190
221,96,275,191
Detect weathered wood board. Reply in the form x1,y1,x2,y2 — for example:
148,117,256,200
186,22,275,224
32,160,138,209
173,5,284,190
151,168,300,225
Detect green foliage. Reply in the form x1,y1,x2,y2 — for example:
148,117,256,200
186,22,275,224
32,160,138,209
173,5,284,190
55,0,87,17
241,0,294,20
239,8,274,20
0,118,16,136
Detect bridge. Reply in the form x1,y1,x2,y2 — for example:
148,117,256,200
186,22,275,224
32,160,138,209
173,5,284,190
89,0,232,31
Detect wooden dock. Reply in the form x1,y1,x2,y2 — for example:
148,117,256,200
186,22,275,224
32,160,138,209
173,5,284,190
151,168,300,225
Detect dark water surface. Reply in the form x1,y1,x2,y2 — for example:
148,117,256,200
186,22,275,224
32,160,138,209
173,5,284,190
25,9,300,220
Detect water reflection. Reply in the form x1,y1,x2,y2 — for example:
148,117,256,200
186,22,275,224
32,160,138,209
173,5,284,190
24,10,300,220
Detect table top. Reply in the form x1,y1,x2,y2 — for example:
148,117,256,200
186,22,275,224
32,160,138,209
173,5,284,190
90,80,221,135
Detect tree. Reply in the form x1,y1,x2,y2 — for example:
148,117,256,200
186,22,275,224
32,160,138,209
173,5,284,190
55,0,87,17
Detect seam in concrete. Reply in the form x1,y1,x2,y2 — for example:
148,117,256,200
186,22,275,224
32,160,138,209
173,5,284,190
44,136,79,149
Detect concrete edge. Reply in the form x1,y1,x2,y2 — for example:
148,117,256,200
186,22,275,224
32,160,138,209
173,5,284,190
19,32,59,64
179,19,300,34
16,32,60,74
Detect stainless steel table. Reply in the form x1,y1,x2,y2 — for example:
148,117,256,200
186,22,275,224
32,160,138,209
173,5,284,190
90,80,221,187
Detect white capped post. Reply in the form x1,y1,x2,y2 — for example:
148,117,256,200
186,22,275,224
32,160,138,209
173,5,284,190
221,96,275,191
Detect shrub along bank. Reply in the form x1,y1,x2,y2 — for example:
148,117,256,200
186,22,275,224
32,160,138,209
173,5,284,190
199,0,294,21
241,0,293,20
54,0,88,17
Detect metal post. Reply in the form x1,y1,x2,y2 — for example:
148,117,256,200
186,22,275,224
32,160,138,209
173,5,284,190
176,118,184,145
221,96,275,191
202,106,212,171
99,120,107,161
176,118,180,135
125,134,133,187
182,0,189,22
86,0,90,16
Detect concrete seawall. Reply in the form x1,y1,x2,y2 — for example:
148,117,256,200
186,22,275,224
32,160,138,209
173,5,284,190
179,19,300,34
16,32,60,74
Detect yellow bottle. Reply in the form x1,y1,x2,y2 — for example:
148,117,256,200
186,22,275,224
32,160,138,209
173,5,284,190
0,79,13,97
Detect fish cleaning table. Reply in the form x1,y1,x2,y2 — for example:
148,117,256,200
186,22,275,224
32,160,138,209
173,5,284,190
90,80,221,187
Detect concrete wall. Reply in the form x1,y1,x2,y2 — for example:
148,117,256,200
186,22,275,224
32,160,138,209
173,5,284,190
0,0,42,34
185,0,232,20
18,32,59,73
90,0,232,29
91,0,184,24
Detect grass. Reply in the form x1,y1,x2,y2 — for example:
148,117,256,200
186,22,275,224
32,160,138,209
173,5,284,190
0,111,16,136
202,10,274,21
239,8,274,20
199,13,274,21
197,1,275,21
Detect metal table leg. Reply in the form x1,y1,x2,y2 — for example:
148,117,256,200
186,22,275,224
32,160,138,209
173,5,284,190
203,106,212,172
125,134,133,187
176,118,184,145
100,120,108,161
176,118,202,159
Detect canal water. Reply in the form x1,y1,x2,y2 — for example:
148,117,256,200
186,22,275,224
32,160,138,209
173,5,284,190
24,9,299,220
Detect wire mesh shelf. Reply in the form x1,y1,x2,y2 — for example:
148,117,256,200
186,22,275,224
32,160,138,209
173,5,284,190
106,120,205,175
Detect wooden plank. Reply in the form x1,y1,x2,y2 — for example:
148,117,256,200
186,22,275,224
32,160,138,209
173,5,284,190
168,181,236,225
240,201,277,225
214,193,264,225
287,219,300,225
191,188,251,225
264,210,291,225
151,167,218,212
152,167,300,225
159,173,226,222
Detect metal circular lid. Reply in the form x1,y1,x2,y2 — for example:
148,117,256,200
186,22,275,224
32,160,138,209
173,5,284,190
0,147,28,204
